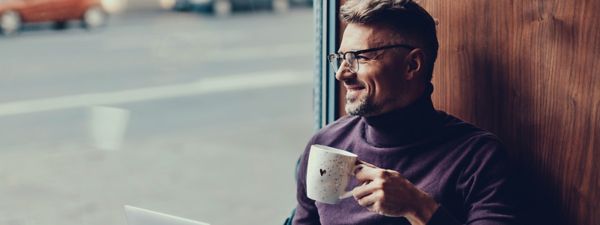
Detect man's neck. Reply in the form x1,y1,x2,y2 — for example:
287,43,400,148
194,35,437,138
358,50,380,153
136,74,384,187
362,83,440,147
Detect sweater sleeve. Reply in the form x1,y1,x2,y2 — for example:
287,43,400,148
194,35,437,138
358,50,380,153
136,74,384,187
427,206,461,225
428,136,518,225
292,139,321,225
427,203,516,225
457,136,519,225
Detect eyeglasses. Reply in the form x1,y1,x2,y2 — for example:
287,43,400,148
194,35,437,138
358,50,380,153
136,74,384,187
327,44,415,73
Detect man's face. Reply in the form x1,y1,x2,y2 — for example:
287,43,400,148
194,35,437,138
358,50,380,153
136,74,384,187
336,23,414,116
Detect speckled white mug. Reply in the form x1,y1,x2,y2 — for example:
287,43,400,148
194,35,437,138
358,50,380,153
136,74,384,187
306,145,359,204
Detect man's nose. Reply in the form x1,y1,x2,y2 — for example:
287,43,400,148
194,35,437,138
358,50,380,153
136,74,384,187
335,60,356,81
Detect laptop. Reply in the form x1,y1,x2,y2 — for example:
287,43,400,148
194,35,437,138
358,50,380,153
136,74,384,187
124,205,210,225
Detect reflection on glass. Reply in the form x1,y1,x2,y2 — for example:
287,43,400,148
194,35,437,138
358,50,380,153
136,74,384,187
0,0,314,224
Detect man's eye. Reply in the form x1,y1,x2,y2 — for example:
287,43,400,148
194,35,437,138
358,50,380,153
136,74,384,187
356,55,370,61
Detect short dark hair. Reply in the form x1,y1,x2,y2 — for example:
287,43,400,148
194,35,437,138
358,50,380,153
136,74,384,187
340,0,439,81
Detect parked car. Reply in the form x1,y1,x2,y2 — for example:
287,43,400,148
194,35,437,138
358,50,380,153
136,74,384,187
0,0,107,35
160,0,301,16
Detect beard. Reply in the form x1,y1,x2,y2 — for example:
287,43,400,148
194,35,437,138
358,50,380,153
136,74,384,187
345,93,381,116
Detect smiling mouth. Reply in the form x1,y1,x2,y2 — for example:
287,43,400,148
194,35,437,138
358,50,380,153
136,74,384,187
343,79,365,91
345,85,365,91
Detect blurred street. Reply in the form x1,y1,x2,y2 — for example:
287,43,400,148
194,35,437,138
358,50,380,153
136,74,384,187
0,1,314,225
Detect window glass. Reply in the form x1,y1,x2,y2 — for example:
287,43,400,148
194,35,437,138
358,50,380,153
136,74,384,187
0,0,314,224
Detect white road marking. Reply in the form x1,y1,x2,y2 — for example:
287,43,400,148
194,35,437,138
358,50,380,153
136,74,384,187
0,70,312,117
148,42,314,63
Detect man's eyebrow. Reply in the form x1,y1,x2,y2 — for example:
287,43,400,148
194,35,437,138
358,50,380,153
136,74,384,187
337,48,361,53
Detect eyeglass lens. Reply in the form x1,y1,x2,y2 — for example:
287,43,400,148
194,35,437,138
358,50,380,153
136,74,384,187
329,53,358,74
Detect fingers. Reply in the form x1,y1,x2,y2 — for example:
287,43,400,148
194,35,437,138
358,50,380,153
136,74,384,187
354,163,394,183
351,163,402,208
355,189,388,216
350,161,426,218
355,190,380,208
351,160,375,176
355,159,376,167
352,179,380,199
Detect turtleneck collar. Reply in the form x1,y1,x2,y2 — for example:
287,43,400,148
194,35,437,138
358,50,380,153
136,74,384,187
362,83,441,147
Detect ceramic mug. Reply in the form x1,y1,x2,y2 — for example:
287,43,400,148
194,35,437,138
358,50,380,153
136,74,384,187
306,144,359,204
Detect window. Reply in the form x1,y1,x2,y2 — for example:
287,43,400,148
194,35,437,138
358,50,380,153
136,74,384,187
0,0,314,224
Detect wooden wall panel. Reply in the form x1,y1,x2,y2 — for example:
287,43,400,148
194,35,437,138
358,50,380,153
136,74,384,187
419,0,600,224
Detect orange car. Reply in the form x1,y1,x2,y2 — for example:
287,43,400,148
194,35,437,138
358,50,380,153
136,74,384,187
0,0,107,35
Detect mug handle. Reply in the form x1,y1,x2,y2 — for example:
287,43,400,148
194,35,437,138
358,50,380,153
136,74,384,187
339,163,362,199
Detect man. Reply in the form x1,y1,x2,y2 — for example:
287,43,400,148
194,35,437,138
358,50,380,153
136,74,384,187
292,0,518,225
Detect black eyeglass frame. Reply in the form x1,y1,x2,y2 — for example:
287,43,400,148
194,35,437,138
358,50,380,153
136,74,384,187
327,44,415,73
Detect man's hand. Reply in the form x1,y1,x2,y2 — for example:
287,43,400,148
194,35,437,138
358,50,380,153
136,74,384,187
352,161,439,225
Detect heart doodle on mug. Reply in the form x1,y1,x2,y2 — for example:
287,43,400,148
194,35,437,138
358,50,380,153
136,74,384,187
320,169,326,176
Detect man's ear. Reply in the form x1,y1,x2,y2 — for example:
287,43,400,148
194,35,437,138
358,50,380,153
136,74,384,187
405,48,425,81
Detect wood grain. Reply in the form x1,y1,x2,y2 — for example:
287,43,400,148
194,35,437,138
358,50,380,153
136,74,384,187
422,0,600,224
334,0,600,224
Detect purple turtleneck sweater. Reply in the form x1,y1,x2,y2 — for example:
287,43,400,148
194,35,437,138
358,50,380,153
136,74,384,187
292,92,518,225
